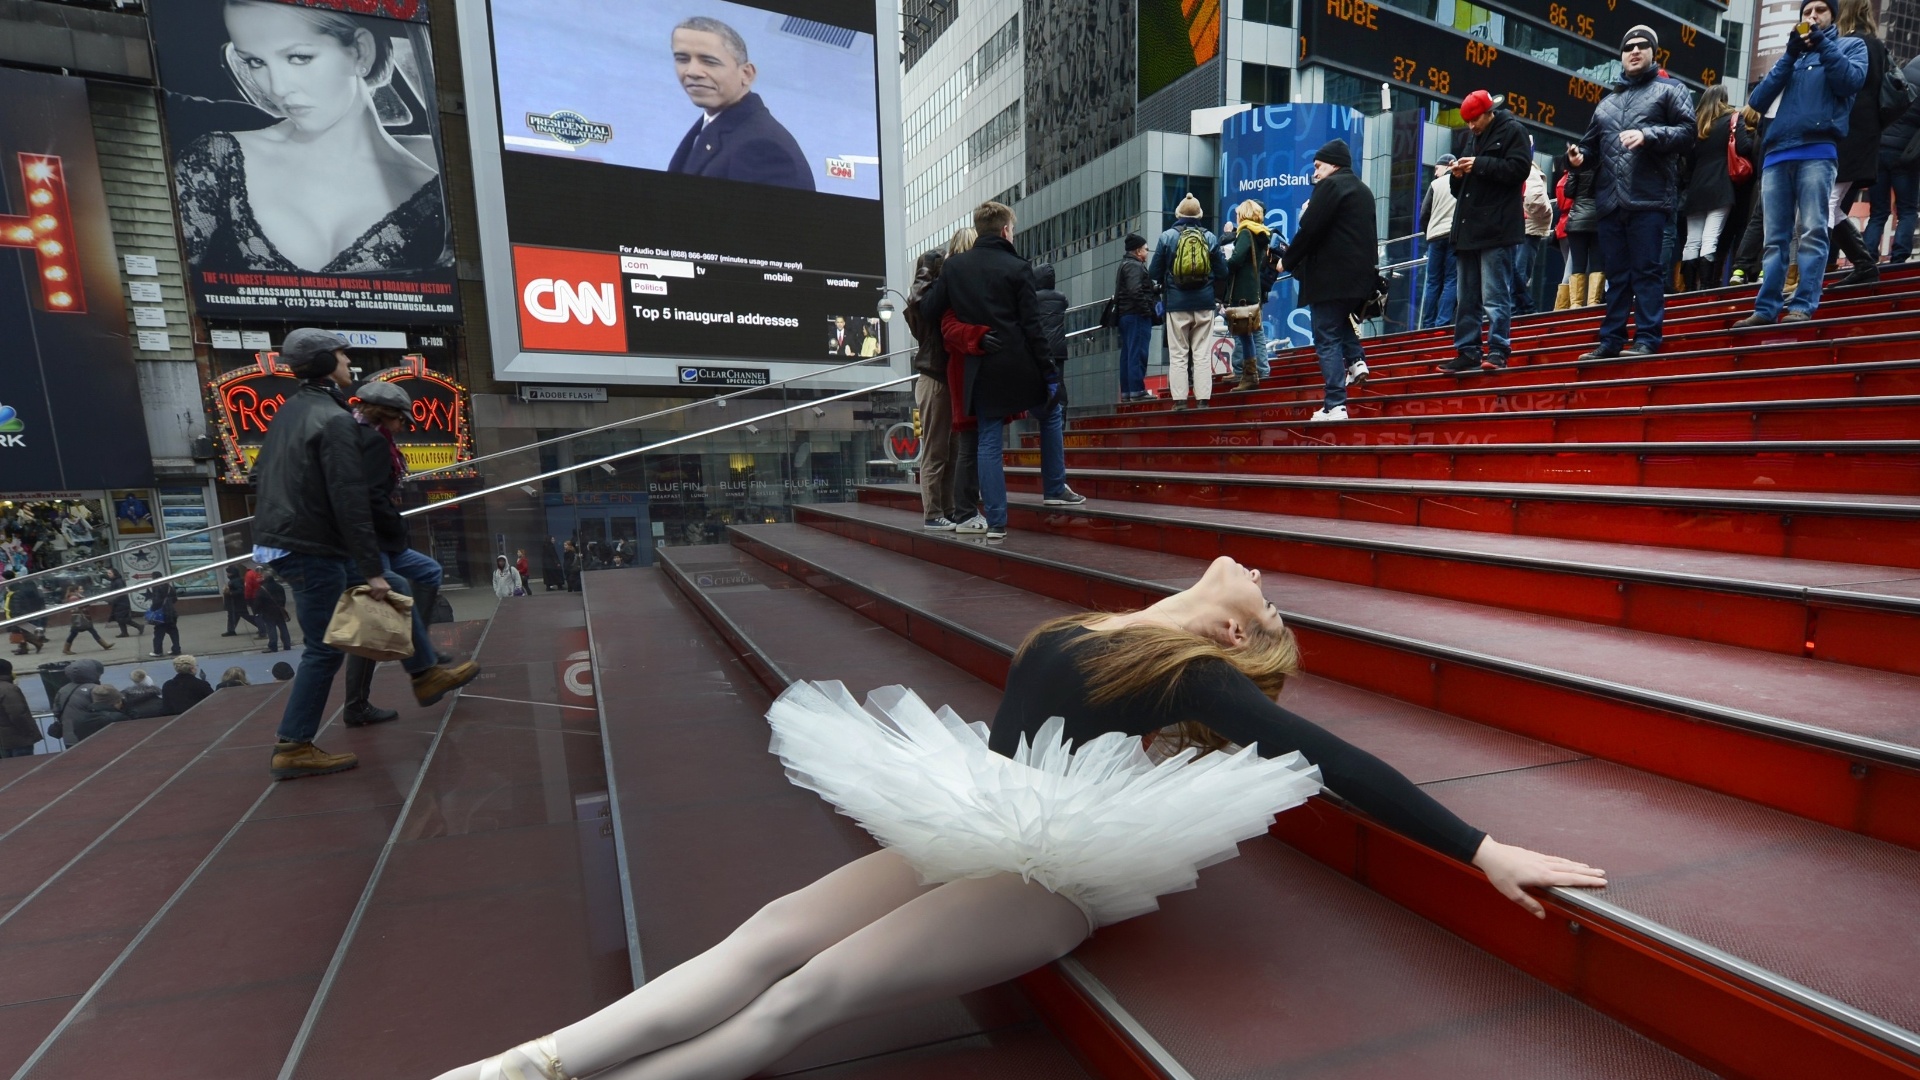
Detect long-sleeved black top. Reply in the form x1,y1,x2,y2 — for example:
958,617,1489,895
987,626,1486,864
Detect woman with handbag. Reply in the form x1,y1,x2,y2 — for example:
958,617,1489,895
1682,85,1756,289
105,567,137,639
1225,200,1277,393
61,586,112,654
493,555,524,599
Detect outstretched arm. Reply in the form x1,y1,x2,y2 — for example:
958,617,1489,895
1186,663,1607,917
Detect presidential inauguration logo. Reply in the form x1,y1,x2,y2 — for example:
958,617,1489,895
0,402,22,448
525,110,614,147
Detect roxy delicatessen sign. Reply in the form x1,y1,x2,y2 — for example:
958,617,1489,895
210,352,472,479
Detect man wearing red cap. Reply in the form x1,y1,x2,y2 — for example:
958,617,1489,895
1438,89,1534,374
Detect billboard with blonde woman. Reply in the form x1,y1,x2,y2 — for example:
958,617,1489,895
149,0,460,324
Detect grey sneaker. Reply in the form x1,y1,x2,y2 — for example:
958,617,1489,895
923,515,959,531
1043,488,1087,506
954,514,989,534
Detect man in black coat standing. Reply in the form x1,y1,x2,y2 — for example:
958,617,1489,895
1439,90,1535,373
1283,139,1378,422
666,18,814,192
918,201,1062,541
1568,26,1695,358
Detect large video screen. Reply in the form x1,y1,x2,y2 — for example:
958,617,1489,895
464,0,900,386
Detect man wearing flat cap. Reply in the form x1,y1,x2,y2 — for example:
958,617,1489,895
1565,25,1695,359
336,380,479,731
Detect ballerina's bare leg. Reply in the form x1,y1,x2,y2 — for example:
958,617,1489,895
589,869,1090,1080
431,849,936,1080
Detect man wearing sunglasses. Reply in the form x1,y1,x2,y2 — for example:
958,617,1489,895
1565,26,1695,359
1733,0,1868,327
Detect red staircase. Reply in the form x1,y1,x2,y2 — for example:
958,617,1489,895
638,270,1920,1079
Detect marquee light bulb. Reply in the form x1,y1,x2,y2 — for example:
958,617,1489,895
37,240,63,257
24,161,54,182
6,226,32,244
43,266,67,281
32,215,58,233
48,291,74,308
28,189,53,207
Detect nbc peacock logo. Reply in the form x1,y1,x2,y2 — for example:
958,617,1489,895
0,402,23,447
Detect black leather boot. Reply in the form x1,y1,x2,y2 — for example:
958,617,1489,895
1833,221,1880,285
341,655,398,727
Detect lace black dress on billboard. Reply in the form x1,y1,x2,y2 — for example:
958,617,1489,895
174,131,451,275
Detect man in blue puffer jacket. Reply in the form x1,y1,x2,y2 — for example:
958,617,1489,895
1567,25,1695,359
1734,0,1868,327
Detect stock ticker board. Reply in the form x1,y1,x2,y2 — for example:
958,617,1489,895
1302,0,1725,137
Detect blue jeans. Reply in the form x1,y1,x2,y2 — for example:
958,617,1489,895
1310,303,1362,410
269,551,355,745
1232,326,1269,379
1118,314,1152,396
1865,155,1919,264
1453,244,1514,360
1510,237,1540,314
1420,237,1457,328
975,405,1064,529
1757,156,1838,321
381,548,441,675
260,616,291,651
1596,208,1669,350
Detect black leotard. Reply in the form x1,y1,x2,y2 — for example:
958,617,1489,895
987,626,1486,864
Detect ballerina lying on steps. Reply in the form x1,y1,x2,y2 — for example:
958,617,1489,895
442,555,1606,1080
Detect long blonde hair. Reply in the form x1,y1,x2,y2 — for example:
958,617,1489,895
947,227,977,255
1837,0,1878,36
1695,85,1733,139
1014,609,1301,754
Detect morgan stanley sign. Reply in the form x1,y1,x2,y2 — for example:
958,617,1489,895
1219,104,1366,349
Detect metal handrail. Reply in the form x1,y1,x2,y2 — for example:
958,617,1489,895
3,316,1136,631
5,299,1110,594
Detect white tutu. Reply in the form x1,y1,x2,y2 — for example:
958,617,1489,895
766,680,1324,928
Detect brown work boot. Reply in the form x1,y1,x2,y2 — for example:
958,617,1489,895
270,741,358,781
411,661,480,707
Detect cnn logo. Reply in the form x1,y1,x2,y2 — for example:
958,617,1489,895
513,245,626,353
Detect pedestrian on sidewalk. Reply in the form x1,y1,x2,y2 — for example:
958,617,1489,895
61,587,113,654
105,566,137,639
1112,233,1158,401
1225,200,1278,393
144,580,180,657
1148,194,1227,409
161,654,213,714
1418,156,1460,328
1282,142,1378,421
1684,86,1758,289
1440,90,1533,374
494,555,524,598
1735,0,1868,327
906,247,959,530
337,379,479,729
220,562,262,638
1568,25,1696,359
249,328,386,781
918,202,1057,541
0,658,36,758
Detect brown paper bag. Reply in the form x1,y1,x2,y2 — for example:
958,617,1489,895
323,586,415,661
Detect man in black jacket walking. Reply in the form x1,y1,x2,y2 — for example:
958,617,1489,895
337,380,478,728
1112,234,1157,401
250,329,388,781
918,201,1077,541
1568,26,1696,358
1439,90,1535,373
1282,139,1378,421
